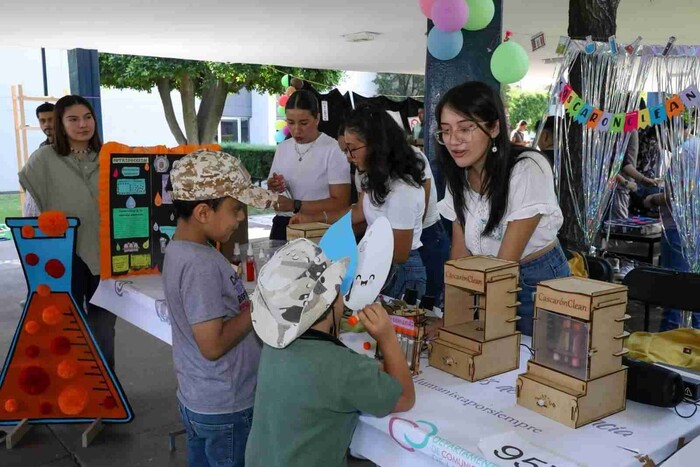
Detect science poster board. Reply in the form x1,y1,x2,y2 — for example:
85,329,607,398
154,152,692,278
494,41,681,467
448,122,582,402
99,143,219,279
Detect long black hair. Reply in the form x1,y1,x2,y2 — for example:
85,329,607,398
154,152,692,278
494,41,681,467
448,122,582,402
435,81,531,235
344,106,425,206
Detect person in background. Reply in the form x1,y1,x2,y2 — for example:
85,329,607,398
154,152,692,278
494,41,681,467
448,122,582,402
292,106,427,300
19,95,117,369
643,138,700,330
164,150,276,467
22,102,57,216
535,116,556,167
245,239,414,467
351,128,449,307
510,120,529,146
435,81,570,336
611,131,659,219
412,106,425,142
267,90,351,241
36,102,55,148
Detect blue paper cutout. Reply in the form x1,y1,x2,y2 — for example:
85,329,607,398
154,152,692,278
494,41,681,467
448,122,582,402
319,212,357,294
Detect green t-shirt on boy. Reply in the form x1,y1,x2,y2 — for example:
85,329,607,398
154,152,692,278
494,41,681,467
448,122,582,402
245,330,401,467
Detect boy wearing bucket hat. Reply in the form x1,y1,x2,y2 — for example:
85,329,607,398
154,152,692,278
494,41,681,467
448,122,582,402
163,149,277,467
245,238,415,467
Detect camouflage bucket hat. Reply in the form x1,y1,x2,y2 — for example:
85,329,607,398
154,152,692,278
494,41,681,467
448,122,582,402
251,238,348,348
170,149,277,209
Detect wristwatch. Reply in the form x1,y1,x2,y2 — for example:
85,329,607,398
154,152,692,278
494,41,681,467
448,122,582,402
293,200,302,214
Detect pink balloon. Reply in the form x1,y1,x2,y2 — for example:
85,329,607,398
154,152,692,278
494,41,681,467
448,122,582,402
278,95,289,107
282,126,290,136
432,0,469,33
419,0,436,18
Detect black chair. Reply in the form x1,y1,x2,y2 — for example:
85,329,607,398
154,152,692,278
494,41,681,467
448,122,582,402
584,255,614,282
622,266,700,332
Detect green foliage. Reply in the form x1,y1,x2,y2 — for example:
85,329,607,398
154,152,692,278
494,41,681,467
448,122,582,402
506,88,549,129
373,73,425,100
99,54,344,96
220,143,276,183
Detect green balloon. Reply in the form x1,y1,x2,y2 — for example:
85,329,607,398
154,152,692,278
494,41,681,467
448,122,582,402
277,105,285,116
281,74,290,88
490,41,529,84
464,0,495,31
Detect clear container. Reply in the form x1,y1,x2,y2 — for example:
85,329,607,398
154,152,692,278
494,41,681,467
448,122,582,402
532,309,590,380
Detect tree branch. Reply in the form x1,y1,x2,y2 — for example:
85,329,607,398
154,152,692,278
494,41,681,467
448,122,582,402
156,78,187,145
180,73,199,145
198,79,230,144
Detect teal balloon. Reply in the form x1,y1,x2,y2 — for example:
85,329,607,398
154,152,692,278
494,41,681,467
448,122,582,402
490,40,529,84
277,105,285,116
427,28,463,61
319,212,357,294
464,0,495,31
281,74,290,87
274,130,286,143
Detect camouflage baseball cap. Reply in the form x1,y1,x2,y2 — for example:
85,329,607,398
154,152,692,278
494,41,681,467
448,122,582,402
170,149,277,209
251,238,348,348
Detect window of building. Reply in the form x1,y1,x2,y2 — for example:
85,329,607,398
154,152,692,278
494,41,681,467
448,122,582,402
218,117,250,143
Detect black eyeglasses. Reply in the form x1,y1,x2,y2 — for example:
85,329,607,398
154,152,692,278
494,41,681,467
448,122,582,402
343,145,367,158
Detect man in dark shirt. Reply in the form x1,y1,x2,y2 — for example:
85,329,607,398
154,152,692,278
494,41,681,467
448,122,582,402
35,102,55,148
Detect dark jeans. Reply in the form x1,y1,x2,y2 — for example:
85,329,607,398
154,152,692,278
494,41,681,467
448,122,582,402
518,243,571,336
659,228,700,330
71,255,116,371
381,249,427,300
418,221,450,307
269,215,290,242
178,402,253,467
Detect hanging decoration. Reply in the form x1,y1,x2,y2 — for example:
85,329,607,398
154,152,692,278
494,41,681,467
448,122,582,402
490,31,529,84
463,0,494,31
419,0,495,61
560,82,699,134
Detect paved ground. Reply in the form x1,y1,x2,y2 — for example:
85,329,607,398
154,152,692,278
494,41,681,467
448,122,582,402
0,230,661,466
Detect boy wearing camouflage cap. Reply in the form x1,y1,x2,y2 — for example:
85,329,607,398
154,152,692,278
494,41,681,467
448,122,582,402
245,238,415,467
163,149,276,467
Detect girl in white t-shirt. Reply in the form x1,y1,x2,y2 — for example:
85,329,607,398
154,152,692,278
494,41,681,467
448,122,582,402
267,90,351,240
435,81,570,336
292,107,427,300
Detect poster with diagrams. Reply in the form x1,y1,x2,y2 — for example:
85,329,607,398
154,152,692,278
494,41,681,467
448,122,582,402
99,143,219,279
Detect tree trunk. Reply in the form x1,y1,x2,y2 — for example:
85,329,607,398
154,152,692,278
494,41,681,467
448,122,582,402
198,79,230,144
156,78,187,145
561,0,620,250
180,73,199,145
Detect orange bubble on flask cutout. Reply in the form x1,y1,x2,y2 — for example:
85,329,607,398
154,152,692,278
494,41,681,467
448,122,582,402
363,342,372,350
25,320,40,335
57,359,79,379
154,192,162,207
21,225,35,238
42,305,63,325
58,386,89,415
37,284,51,297
347,315,359,326
4,399,19,413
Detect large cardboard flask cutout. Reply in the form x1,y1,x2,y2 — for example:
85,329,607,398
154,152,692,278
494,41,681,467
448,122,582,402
0,215,132,424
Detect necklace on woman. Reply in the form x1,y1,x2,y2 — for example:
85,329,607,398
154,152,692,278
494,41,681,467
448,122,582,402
294,135,319,162
71,147,91,155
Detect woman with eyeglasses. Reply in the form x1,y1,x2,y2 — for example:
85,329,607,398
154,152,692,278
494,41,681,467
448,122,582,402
291,106,427,300
267,90,351,241
435,81,570,336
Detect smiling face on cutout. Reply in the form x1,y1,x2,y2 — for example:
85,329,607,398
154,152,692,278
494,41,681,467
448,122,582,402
343,217,393,311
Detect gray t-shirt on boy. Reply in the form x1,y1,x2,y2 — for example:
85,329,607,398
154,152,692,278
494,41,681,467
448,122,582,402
163,240,261,414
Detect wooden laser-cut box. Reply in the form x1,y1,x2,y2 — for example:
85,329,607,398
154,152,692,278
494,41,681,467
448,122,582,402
516,277,630,428
429,256,521,381
286,223,330,243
